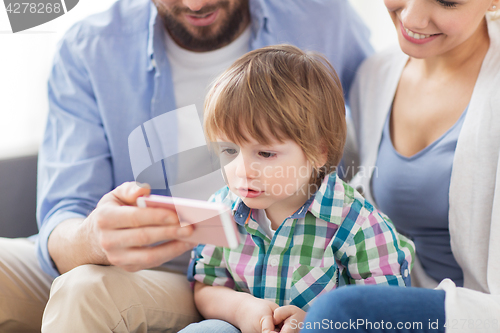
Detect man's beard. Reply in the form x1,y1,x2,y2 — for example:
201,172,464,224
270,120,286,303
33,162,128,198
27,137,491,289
159,0,249,52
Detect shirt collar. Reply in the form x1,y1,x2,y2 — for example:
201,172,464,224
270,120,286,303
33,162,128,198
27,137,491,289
146,2,157,71
249,0,271,35
232,173,340,227
147,2,170,72
308,172,346,225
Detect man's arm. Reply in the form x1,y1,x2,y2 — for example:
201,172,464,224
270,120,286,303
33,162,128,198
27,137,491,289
48,182,196,274
37,23,198,275
267,0,373,101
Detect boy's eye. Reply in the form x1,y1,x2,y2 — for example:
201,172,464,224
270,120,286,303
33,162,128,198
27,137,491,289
435,0,457,8
258,151,276,158
221,148,238,155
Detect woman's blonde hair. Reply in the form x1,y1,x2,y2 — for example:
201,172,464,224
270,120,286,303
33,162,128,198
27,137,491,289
204,44,346,180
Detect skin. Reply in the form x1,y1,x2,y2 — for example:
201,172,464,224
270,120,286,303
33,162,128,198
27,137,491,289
216,134,326,229
194,133,324,332
194,282,306,333
153,0,250,51
384,0,499,157
48,182,197,273
48,0,253,275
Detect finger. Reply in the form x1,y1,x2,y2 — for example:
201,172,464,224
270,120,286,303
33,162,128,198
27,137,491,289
280,314,306,333
100,224,196,249
273,306,298,325
269,301,280,311
260,314,275,333
101,181,151,207
106,240,196,270
96,204,182,229
279,322,297,333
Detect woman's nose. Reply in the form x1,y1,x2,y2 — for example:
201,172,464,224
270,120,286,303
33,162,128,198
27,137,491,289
401,0,430,31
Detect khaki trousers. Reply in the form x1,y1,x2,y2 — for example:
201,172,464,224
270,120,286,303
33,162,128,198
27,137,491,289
0,238,201,332
0,238,53,333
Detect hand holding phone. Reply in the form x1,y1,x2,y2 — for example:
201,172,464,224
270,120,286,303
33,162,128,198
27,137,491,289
137,195,240,249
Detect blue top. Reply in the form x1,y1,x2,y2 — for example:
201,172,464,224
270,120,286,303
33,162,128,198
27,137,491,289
35,0,373,277
372,108,466,287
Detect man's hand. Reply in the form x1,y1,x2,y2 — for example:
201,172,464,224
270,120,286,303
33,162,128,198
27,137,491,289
234,296,279,333
272,305,306,333
48,182,196,273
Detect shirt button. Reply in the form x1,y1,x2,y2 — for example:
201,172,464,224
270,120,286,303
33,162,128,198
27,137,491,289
270,258,279,267
404,269,409,278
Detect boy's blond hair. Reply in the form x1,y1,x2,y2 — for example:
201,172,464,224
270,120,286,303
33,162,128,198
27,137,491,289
204,44,346,180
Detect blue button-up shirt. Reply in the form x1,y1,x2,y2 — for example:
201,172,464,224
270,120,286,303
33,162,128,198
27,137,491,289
36,0,373,277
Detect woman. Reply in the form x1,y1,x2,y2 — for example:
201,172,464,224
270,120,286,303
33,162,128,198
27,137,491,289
303,0,500,332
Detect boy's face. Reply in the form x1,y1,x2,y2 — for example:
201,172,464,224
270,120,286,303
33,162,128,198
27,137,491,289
215,134,316,223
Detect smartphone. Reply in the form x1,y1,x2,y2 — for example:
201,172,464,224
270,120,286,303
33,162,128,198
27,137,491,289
137,195,240,249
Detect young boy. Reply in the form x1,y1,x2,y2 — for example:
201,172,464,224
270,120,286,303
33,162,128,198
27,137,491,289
183,45,414,333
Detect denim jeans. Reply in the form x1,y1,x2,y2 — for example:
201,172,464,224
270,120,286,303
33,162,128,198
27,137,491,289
302,285,446,332
179,319,241,333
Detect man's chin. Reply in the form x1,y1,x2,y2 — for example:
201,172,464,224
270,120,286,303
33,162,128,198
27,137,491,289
161,0,249,51
171,32,229,52
183,25,223,41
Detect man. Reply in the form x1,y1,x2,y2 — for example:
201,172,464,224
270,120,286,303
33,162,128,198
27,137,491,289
0,0,372,331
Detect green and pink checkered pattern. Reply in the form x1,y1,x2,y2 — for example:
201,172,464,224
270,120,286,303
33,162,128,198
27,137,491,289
188,173,414,311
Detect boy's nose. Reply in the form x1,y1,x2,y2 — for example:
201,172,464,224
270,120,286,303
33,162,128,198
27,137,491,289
234,155,257,179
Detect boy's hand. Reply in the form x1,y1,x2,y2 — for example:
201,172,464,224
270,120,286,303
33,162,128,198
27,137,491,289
235,296,279,333
272,305,306,333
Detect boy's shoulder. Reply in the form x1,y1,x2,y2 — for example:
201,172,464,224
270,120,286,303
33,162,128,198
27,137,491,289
309,173,377,225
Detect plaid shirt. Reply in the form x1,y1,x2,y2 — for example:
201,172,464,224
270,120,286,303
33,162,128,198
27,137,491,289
188,173,414,311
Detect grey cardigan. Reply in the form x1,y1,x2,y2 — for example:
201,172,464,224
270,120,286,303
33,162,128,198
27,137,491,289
348,14,500,333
